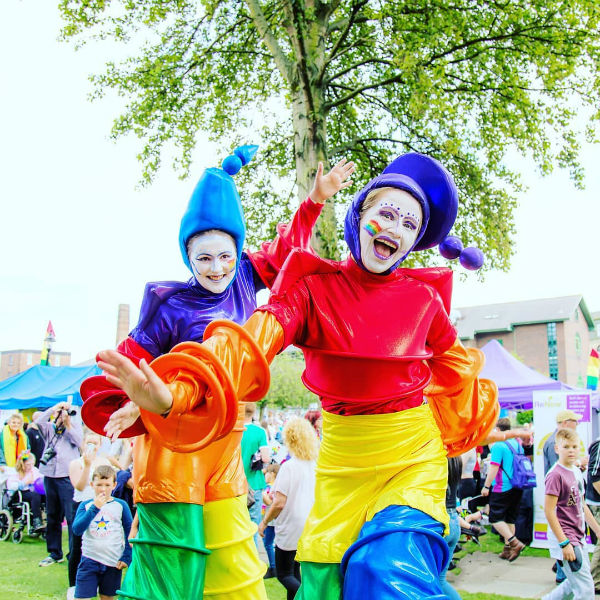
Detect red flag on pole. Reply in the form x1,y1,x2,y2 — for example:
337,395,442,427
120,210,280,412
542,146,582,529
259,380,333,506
46,321,56,342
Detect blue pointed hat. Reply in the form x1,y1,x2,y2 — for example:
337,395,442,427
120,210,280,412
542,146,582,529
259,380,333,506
344,152,458,273
179,145,258,271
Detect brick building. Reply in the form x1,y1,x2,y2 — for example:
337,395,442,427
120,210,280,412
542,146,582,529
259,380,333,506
455,295,595,388
0,349,71,381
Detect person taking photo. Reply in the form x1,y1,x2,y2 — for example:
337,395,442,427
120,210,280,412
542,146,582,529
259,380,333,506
35,402,83,567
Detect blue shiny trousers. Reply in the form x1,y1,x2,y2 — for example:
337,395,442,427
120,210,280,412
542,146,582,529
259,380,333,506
340,505,451,599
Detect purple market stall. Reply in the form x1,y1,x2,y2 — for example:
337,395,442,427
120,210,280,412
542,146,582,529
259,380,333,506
479,339,600,435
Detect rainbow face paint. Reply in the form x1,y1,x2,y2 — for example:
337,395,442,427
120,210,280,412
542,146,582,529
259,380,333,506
364,219,382,237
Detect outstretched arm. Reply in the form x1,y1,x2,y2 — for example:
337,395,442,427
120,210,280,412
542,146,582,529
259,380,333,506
425,337,500,457
248,159,354,289
97,311,286,448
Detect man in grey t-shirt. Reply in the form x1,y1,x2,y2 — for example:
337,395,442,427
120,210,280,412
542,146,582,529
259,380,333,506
35,402,83,567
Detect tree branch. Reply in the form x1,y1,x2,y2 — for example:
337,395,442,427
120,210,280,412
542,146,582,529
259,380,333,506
331,136,405,155
321,0,369,80
324,72,405,110
245,0,293,82
326,58,394,85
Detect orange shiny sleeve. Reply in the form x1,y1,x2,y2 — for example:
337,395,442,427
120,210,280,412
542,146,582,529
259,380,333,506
139,312,284,453
425,337,500,457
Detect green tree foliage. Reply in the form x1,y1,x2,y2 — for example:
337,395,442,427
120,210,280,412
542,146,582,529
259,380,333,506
259,349,318,410
516,409,533,425
59,0,600,266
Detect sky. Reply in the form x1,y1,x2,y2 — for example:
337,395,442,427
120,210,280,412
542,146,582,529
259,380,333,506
1,0,599,364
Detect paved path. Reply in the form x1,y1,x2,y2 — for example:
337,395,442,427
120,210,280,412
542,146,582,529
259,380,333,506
260,538,600,598
448,551,600,598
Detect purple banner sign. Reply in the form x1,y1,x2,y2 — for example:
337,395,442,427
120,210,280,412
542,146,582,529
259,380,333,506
534,531,548,541
566,394,591,423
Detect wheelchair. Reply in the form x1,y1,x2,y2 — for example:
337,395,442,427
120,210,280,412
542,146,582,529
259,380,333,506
0,483,46,544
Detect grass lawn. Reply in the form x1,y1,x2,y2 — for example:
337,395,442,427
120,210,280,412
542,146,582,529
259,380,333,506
0,528,546,600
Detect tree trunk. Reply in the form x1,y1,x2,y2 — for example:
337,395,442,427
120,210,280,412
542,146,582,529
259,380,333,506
291,96,339,259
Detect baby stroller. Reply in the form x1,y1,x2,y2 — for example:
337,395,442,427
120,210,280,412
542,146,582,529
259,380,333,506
0,479,46,543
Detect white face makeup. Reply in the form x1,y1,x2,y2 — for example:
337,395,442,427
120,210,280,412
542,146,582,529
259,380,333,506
358,188,423,274
188,230,237,293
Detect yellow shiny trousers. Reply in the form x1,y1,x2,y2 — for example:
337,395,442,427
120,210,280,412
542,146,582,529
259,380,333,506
297,404,448,565
204,495,267,598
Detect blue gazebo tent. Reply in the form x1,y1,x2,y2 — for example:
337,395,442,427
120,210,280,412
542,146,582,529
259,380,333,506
0,364,101,410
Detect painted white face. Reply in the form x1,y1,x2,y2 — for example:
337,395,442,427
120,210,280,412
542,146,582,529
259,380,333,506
359,188,423,273
188,231,237,293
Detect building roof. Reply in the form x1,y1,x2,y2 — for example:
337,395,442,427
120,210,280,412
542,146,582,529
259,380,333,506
0,349,70,355
455,295,595,340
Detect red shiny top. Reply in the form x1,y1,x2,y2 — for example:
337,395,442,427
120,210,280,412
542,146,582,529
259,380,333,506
259,252,457,415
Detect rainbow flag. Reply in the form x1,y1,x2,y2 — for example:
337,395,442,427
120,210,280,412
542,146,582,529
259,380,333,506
40,321,56,366
587,348,600,391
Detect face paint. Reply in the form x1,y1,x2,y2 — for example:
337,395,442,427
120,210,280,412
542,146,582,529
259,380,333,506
358,189,423,274
363,220,382,237
188,230,237,293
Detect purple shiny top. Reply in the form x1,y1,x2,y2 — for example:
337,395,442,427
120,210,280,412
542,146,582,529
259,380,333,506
129,253,260,357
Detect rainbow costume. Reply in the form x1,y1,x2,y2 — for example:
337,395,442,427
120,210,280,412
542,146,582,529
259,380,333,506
140,152,499,598
80,146,325,600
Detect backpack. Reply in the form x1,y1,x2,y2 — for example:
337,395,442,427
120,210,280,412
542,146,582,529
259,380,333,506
501,441,537,489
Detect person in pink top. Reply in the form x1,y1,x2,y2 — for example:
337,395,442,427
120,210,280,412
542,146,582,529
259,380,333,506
543,428,600,600
6,449,44,530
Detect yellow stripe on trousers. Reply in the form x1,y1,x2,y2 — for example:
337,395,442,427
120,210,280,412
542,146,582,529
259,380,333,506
203,495,268,599
296,403,449,564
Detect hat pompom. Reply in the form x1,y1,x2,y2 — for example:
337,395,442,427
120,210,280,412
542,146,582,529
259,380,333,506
222,154,243,175
439,235,463,260
459,247,484,270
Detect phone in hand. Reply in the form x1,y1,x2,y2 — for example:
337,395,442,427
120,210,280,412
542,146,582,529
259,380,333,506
567,545,583,573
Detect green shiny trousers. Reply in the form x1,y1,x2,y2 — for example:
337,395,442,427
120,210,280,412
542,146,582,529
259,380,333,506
118,503,209,600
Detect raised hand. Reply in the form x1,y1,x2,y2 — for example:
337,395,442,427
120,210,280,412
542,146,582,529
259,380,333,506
105,401,142,442
97,350,173,416
309,158,355,204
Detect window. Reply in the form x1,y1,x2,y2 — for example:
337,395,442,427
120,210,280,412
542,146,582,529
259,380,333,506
547,322,559,380
54,356,61,367
8,355,14,366
575,309,579,322
575,333,582,357
27,353,32,366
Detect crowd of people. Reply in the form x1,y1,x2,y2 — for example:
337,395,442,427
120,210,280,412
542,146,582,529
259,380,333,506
0,404,318,600
3,404,600,599
0,405,135,600
241,406,320,599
